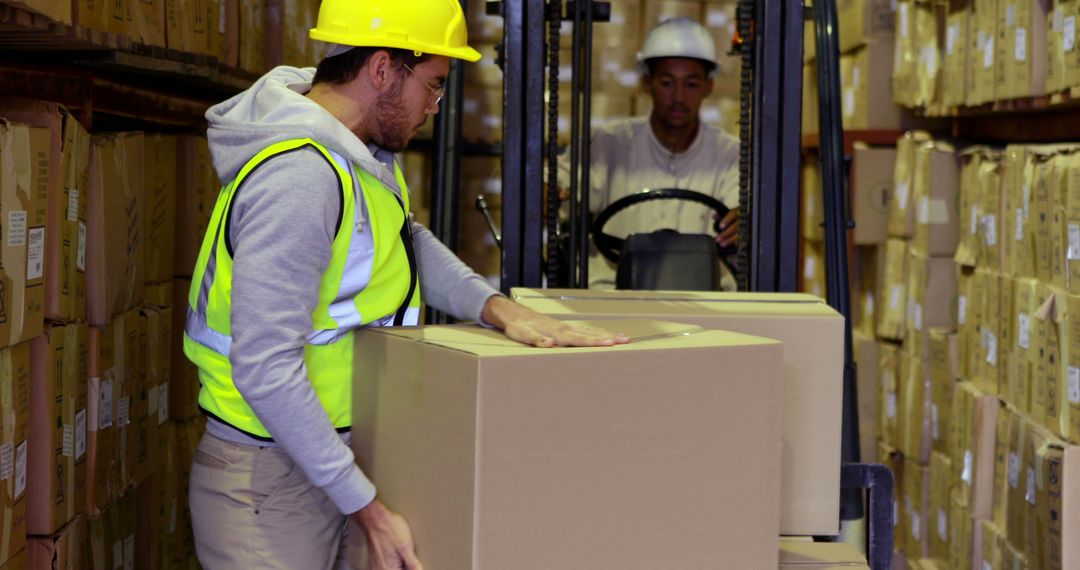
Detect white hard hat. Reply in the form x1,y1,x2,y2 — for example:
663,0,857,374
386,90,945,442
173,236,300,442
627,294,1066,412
636,17,718,75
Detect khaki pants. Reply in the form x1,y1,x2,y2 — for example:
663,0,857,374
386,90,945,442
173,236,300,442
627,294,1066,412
189,431,356,570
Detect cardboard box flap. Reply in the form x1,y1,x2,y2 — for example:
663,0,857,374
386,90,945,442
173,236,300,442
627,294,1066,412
510,288,839,318
778,541,869,566
370,320,780,357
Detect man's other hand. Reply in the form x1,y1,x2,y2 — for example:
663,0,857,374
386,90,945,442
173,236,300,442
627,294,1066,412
353,499,424,570
715,207,740,248
481,296,631,348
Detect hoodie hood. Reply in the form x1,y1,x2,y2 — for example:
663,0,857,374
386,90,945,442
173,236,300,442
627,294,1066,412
205,66,400,192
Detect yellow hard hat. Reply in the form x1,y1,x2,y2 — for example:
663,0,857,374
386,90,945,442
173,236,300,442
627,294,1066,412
310,0,482,62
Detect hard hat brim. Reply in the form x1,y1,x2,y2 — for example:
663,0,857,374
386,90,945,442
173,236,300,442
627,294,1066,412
310,29,482,63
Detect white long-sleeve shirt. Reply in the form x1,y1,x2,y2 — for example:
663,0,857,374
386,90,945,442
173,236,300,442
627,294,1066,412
559,116,741,288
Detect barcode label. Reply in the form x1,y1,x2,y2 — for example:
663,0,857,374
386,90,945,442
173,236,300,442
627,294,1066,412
958,295,967,325
985,37,995,68
1066,16,1077,51
100,379,113,429
27,227,45,280
896,182,910,211
1009,452,1020,488
947,24,959,55
62,424,73,457
0,444,12,480
118,397,130,427
918,196,930,224
937,508,947,540
914,304,923,331
1019,313,1031,349
14,441,25,499
77,221,86,271
1026,467,1036,505
67,189,79,222
75,408,86,460
1016,28,1027,61
887,393,897,419
1069,366,1080,404
963,449,973,484
984,215,997,246
1016,208,1024,241
1068,224,1080,260
158,382,169,425
931,404,940,440
891,286,902,310
7,211,26,246
986,333,998,366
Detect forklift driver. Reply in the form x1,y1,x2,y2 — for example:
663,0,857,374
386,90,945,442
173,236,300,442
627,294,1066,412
560,17,741,290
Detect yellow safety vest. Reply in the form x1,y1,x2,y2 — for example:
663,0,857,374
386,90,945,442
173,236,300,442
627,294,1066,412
183,138,421,439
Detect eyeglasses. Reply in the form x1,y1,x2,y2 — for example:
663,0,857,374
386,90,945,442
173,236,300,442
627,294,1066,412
401,62,446,108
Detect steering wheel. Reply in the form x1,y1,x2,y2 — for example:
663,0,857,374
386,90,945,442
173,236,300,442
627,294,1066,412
590,188,737,263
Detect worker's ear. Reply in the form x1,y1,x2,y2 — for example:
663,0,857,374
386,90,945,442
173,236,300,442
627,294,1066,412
366,50,398,91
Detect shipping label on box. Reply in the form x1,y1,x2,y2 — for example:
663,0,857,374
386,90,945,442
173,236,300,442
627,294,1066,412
0,123,46,349
28,323,88,536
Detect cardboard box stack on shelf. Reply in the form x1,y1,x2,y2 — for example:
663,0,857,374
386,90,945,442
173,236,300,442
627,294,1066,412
0,89,224,565
803,124,1080,568
892,0,1077,111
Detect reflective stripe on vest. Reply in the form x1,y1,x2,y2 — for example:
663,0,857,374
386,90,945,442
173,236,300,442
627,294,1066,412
183,138,421,440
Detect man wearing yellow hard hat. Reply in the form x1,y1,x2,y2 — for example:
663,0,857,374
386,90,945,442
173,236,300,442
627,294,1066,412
183,1,628,568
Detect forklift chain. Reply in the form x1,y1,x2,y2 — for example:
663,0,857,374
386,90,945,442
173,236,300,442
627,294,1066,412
735,0,754,291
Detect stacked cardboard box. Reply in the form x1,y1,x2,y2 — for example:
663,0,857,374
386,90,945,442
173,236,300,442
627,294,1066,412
895,0,1074,109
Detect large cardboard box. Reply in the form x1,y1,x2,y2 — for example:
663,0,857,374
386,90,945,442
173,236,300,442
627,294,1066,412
0,343,29,564
994,0,1049,100
0,99,90,322
953,381,999,520
0,123,46,349
902,458,930,558
113,309,147,493
880,341,903,449
89,490,136,570
143,135,177,286
928,451,953,562
879,238,910,340
842,41,908,130
133,0,166,47
509,289,844,535
899,351,931,464
905,251,959,361
912,142,960,256
28,514,86,569
87,322,116,516
928,330,957,456
967,0,999,104
7,0,72,23
891,132,932,239
353,321,785,568
28,323,88,536
778,540,870,568
854,332,881,463
87,133,145,326
174,137,216,278
942,6,969,107
851,144,894,245
838,0,895,52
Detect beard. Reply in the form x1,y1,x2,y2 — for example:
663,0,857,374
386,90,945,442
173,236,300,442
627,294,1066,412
370,79,415,153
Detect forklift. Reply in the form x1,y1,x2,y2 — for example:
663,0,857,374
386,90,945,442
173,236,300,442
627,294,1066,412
425,0,895,567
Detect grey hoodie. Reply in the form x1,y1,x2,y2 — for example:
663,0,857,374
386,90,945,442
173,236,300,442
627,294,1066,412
202,66,499,515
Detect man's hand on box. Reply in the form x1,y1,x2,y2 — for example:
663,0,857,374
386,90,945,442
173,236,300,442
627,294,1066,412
481,295,630,348
353,499,424,570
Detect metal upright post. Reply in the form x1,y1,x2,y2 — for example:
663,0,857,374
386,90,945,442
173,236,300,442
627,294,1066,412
745,0,803,293
500,0,546,293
